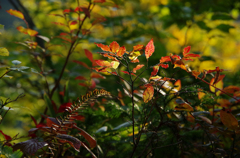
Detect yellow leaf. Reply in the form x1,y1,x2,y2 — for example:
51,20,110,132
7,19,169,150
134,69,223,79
110,61,120,69
7,9,24,19
143,84,154,103
209,77,223,96
0,47,9,56
129,51,141,61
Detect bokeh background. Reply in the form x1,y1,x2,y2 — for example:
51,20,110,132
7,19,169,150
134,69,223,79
0,0,240,143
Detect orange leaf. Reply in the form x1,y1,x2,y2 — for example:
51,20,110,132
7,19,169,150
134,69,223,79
175,98,194,111
198,89,205,100
130,59,140,63
207,67,224,74
158,63,169,69
95,60,111,67
117,46,126,57
160,56,171,63
27,29,38,36
192,70,201,79
222,86,240,95
133,64,144,73
16,26,38,36
173,60,187,71
174,80,181,91
109,41,119,53
74,126,97,148
145,39,154,60
84,49,97,66
95,43,110,52
7,9,24,19
133,44,144,51
220,108,239,130
143,84,154,103
150,66,159,77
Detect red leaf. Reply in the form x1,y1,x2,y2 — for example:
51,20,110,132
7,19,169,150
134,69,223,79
158,64,169,69
143,84,154,103
90,72,106,79
109,41,120,53
6,9,24,19
0,130,12,141
183,46,191,56
184,53,200,58
145,39,155,60
94,0,106,3
79,83,88,87
51,100,58,113
30,115,38,127
70,21,78,25
12,138,48,155
75,76,87,81
63,9,73,14
84,49,97,66
73,60,91,69
133,64,144,73
81,7,90,18
70,114,85,122
58,102,72,113
117,46,126,57
150,66,159,77
74,6,83,12
73,125,97,148
121,71,136,76
90,79,96,89
207,67,224,74
95,43,111,52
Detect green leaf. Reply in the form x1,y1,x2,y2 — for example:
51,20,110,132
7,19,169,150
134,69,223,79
0,48,9,56
212,14,233,20
44,93,56,117
216,24,234,33
0,142,23,158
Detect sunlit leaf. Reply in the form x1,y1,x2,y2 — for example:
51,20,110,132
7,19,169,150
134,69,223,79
6,9,24,19
0,47,9,56
198,89,206,100
209,76,224,95
145,39,154,60
16,26,38,36
133,64,144,73
174,80,181,91
150,66,159,77
173,60,187,71
95,43,110,52
117,46,126,57
109,41,119,53
222,86,240,95
95,60,111,67
129,51,141,61
183,46,191,56
160,56,171,63
220,108,239,130
133,44,144,51
143,84,154,103
121,71,136,76
175,98,194,111
110,61,120,69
